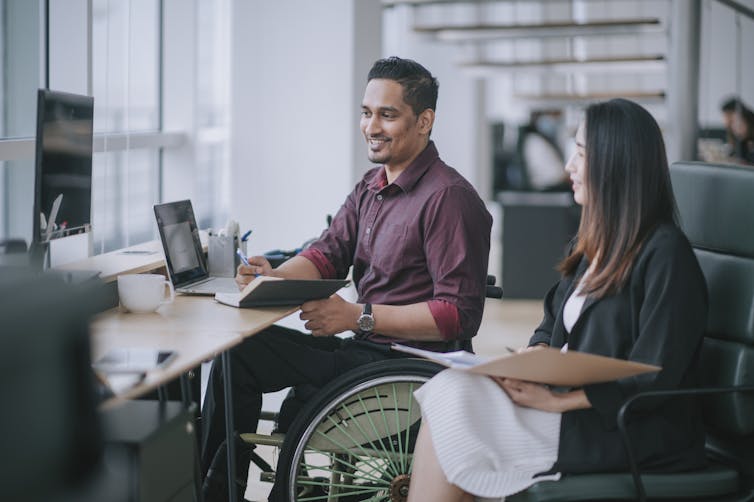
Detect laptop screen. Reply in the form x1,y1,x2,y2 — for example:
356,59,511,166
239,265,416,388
154,200,208,287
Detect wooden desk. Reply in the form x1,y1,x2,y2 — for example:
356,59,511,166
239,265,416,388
92,295,298,502
92,296,297,405
93,294,297,339
92,329,241,407
53,234,280,502
57,239,165,283
56,231,209,283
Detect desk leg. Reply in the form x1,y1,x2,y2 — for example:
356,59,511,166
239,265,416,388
221,351,238,502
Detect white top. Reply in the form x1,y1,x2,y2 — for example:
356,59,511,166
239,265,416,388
563,269,592,333
563,284,586,333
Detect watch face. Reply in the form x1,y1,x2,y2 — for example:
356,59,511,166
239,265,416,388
358,314,375,332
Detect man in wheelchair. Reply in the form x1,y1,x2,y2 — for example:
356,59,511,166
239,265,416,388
201,56,493,501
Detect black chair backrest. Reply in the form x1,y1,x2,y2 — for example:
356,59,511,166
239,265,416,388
670,161,754,474
0,268,103,501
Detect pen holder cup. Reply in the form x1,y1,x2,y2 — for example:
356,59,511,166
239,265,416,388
209,235,240,278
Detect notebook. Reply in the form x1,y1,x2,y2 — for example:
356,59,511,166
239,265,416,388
215,276,350,308
154,200,239,295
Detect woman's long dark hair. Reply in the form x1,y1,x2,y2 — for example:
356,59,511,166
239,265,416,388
559,98,678,298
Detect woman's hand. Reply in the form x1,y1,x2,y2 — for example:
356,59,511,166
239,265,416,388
495,378,564,412
494,377,591,413
514,343,548,353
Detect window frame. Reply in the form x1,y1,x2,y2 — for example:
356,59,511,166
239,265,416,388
0,0,202,257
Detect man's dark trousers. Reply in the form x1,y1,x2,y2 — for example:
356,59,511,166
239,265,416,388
200,324,402,479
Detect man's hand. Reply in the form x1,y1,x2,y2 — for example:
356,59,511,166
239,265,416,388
235,256,273,290
300,294,361,337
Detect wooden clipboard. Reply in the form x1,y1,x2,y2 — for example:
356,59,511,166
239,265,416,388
392,344,660,387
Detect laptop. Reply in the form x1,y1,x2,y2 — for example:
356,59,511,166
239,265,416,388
154,200,239,295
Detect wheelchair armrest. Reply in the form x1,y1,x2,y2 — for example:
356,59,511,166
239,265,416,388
486,285,503,299
485,275,503,298
616,384,754,502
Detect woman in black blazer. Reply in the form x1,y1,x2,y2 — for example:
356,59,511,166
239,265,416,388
407,99,707,502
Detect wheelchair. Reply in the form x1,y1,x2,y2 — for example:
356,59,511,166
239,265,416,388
239,276,503,501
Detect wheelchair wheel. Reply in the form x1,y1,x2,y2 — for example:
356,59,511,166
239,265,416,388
276,358,444,502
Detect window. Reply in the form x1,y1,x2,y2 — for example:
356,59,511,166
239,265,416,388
0,0,231,261
0,0,41,243
194,0,231,229
91,0,161,252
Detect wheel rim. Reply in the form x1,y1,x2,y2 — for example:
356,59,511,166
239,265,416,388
288,374,430,501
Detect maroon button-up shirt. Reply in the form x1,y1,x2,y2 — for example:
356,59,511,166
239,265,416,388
300,142,491,351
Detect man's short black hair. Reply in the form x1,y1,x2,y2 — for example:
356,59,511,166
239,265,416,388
367,56,439,117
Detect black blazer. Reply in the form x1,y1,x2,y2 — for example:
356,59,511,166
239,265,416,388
530,223,708,474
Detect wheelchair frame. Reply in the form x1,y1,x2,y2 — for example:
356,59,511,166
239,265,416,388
240,276,502,501
243,358,444,502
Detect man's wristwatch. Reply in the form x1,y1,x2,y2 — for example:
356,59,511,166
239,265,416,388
357,303,375,334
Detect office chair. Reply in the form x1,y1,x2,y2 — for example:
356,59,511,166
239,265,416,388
0,268,103,501
508,161,754,501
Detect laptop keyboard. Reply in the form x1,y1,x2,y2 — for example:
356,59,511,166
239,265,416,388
182,277,238,294
188,280,219,293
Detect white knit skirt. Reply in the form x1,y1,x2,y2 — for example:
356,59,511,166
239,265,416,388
414,369,562,498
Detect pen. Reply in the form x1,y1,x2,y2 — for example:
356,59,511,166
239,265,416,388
237,248,262,277
236,248,250,266
241,229,253,242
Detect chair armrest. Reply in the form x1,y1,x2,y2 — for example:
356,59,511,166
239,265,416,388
616,385,754,502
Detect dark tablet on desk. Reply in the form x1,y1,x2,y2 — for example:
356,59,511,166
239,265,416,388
93,348,177,374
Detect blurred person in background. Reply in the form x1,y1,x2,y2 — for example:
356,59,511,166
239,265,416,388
721,96,754,165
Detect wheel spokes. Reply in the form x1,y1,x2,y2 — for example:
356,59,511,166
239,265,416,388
292,376,429,502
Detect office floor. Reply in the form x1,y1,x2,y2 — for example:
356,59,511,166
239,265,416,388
241,296,544,501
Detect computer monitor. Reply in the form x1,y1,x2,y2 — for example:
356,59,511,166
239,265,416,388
32,89,94,244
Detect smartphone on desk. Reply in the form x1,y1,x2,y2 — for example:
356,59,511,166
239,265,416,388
93,348,177,374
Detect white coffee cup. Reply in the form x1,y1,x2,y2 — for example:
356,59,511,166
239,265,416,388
117,274,175,313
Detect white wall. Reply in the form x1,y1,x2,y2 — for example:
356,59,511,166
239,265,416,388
229,0,381,255
383,5,486,193
227,0,753,258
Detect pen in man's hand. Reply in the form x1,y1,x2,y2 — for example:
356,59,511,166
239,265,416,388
237,248,262,277
236,248,250,266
